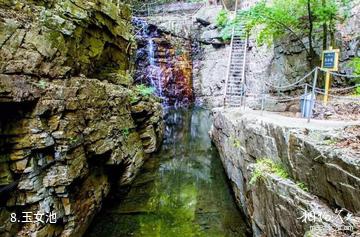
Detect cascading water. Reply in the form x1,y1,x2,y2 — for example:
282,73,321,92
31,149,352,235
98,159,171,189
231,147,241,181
133,18,164,99
132,17,194,107
147,38,163,97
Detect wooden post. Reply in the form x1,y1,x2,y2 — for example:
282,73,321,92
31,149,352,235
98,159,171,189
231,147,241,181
323,70,331,105
323,46,333,105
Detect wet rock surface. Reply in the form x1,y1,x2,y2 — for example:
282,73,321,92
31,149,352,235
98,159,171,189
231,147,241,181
0,1,163,236
210,108,360,237
133,19,194,106
143,5,228,108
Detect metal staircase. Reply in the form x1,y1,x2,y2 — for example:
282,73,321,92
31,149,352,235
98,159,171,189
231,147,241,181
223,2,248,107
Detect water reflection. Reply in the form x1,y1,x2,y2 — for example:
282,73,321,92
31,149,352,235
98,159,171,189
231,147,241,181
86,107,248,237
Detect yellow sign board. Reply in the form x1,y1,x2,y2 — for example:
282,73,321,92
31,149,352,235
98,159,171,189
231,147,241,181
321,48,340,71
321,47,340,105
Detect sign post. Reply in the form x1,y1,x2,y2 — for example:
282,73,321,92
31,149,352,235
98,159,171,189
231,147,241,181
321,47,340,105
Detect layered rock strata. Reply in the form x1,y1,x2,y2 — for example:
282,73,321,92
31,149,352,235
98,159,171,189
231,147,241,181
210,108,360,237
0,1,163,236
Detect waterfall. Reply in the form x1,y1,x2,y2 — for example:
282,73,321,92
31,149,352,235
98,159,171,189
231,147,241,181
133,17,163,98
147,38,163,97
132,17,194,107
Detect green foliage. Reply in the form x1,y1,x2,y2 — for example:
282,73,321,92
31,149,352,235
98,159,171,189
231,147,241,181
136,84,156,97
304,231,313,237
219,16,244,41
312,1,337,27
323,138,337,145
347,57,360,95
121,128,130,138
37,80,47,89
69,136,79,145
216,9,246,41
130,94,140,103
249,159,289,185
238,0,350,51
128,84,155,104
348,57,360,76
250,167,265,186
216,9,229,28
238,0,304,46
296,182,309,192
355,86,360,96
232,138,241,149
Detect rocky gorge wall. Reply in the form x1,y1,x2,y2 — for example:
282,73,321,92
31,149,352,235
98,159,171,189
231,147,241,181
0,1,163,236
210,109,360,237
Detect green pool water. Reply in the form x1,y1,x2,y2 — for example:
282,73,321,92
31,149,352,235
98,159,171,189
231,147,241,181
85,107,249,237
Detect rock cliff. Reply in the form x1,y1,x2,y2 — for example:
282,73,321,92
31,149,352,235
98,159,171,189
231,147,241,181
143,5,227,108
133,19,194,106
210,108,360,237
0,1,163,236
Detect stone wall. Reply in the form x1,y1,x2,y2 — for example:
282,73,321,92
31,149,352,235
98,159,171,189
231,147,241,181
210,108,360,236
0,1,163,236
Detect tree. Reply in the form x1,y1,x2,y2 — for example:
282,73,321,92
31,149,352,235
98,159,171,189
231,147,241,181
238,0,350,68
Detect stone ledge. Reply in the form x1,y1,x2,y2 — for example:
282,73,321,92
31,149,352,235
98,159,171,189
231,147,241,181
210,108,360,236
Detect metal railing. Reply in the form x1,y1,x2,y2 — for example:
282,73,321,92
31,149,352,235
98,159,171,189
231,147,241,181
253,67,360,122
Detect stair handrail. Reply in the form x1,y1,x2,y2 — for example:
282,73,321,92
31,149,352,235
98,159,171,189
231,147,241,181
223,0,239,107
240,35,248,108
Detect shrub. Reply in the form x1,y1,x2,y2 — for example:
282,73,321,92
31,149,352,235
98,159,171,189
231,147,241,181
296,182,309,192
249,158,289,185
355,86,360,96
348,57,360,76
135,84,156,97
38,80,47,89
347,57,360,95
216,9,229,28
121,128,130,138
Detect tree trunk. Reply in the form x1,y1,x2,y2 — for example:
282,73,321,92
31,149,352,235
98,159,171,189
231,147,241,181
322,0,328,50
307,0,317,68
330,19,336,48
